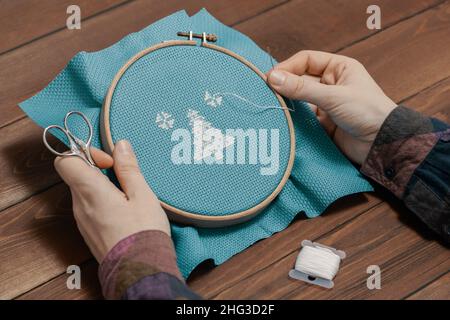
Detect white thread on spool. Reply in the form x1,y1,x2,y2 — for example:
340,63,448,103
289,240,346,289
295,246,341,280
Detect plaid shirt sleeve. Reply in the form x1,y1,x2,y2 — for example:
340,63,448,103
98,230,201,300
361,106,450,242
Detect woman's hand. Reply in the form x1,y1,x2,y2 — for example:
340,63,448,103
268,50,397,165
54,140,170,263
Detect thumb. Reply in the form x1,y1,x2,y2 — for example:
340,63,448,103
268,69,337,108
113,140,149,200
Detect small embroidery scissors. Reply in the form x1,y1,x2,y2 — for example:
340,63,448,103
43,111,96,167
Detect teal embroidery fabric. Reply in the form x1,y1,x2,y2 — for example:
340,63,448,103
19,9,373,278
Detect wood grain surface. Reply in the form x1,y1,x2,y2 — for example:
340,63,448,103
0,0,129,55
0,0,448,300
407,272,450,299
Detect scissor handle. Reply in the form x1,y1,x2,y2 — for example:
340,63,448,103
64,111,93,147
43,124,78,157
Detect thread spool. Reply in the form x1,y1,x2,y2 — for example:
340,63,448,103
289,240,346,289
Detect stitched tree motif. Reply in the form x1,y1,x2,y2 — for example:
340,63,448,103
187,109,234,161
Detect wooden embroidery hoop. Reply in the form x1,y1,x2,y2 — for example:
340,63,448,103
101,32,296,228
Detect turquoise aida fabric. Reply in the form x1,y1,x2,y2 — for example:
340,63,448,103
19,9,373,278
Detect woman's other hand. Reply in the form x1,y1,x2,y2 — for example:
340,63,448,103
54,140,170,263
268,50,397,165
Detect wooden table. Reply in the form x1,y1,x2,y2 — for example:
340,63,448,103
0,0,449,300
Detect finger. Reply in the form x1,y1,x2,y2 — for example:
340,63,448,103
304,76,320,115
268,69,338,108
317,109,337,137
303,74,322,83
113,140,149,200
306,102,336,136
303,76,322,115
54,155,103,187
273,50,347,76
90,147,113,169
308,103,318,115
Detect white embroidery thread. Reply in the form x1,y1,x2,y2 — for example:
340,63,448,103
203,91,294,111
155,111,174,130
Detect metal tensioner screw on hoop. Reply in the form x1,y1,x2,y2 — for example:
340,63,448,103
177,31,218,43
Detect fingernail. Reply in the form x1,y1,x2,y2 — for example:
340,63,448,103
116,140,131,155
269,70,286,86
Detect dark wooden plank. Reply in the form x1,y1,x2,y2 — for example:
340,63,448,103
0,0,129,55
407,272,450,300
0,0,286,128
0,184,92,299
401,75,450,120
236,0,443,60
17,260,102,300
339,3,450,103
213,202,450,299
0,118,62,211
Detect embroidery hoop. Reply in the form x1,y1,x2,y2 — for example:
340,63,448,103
101,31,296,228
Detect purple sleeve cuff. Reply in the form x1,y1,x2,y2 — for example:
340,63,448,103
98,230,184,300
361,105,450,241
361,106,441,198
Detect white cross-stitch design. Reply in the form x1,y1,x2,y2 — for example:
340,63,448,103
155,111,174,130
204,91,223,108
187,109,234,161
